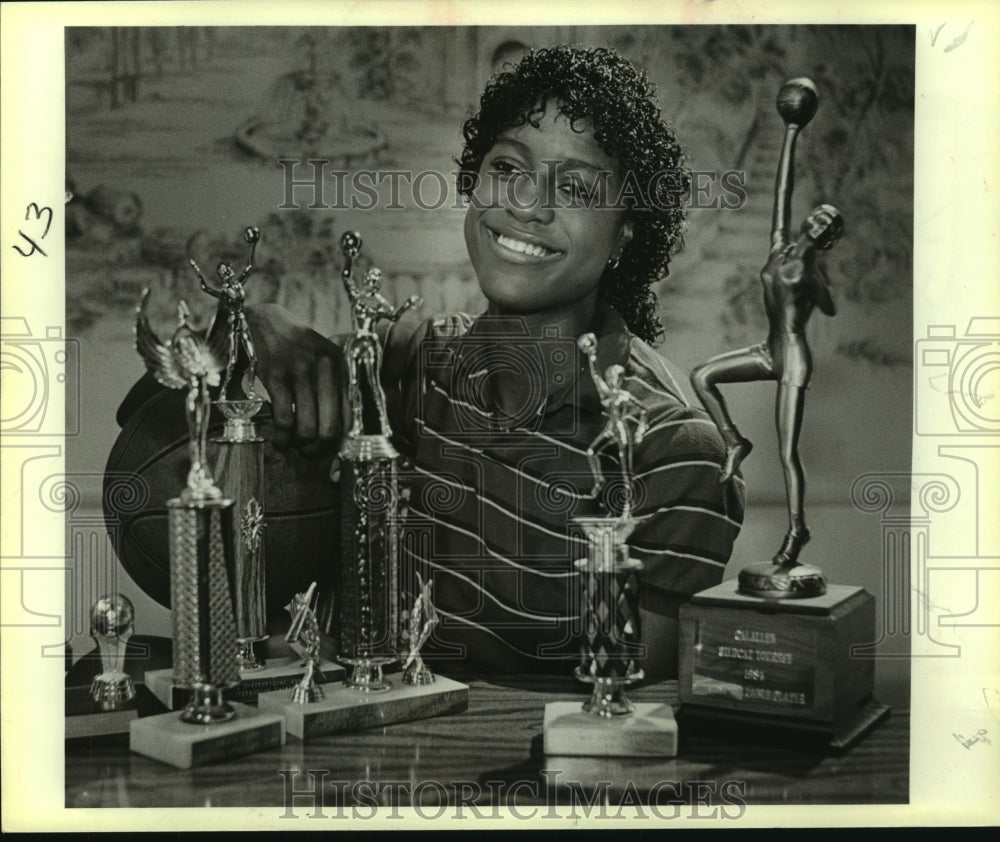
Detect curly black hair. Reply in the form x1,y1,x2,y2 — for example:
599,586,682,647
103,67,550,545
456,45,690,344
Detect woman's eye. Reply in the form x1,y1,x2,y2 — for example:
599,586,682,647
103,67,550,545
559,181,594,202
489,158,521,176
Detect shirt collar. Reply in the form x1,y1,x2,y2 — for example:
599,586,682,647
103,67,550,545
451,302,633,424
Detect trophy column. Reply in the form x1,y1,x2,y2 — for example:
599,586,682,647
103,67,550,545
336,434,401,691
167,495,241,723
573,517,644,716
212,399,268,671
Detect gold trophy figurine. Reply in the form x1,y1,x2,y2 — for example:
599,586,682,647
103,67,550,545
580,332,649,521
189,226,260,400
284,582,326,704
402,572,439,686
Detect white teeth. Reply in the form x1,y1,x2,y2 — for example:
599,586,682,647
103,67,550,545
495,232,553,258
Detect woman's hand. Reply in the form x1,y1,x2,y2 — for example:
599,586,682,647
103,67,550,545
244,303,345,457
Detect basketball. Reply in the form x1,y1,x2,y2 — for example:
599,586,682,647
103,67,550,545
104,381,340,618
776,77,818,127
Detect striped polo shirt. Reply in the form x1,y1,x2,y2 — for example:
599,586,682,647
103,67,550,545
382,303,745,675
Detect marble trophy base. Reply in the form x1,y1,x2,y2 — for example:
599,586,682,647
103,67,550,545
129,702,284,769
678,579,889,750
258,675,469,740
146,657,343,709
543,701,678,757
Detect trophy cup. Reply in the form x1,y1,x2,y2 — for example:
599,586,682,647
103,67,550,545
261,232,467,737
128,290,284,768
543,333,677,758
66,594,142,739
680,78,889,749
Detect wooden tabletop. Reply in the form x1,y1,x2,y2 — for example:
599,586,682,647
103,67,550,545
65,675,907,809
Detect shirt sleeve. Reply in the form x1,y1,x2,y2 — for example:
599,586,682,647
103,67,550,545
626,402,745,604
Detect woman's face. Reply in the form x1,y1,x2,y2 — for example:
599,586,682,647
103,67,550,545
463,109,632,320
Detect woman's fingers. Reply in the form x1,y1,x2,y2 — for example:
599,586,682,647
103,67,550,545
247,303,344,457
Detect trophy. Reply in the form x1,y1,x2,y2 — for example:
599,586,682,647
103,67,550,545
66,594,142,740
285,582,325,704
543,333,677,758
89,593,137,708
261,232,467,738
128,290,284,768
193,226,268,671
401,571,438,686
680,78,888,749
330,231,419,690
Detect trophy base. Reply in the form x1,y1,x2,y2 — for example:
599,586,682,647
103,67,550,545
180,684,237,725
146,658,343,709
89,672,136,708
738,561,827,599
236,638,268,672
678,694,890,752
340,657,396,692
65,684,142,740
679,579,887,750
257,675,469,740
543,701,678,757
129,702,284,769
574,670,644,717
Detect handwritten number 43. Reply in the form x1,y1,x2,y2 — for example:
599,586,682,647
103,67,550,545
12,203,53,257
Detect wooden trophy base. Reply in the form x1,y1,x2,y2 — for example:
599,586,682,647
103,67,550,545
146,657,343,709
679,579,889,750
543,701,678,757
129,702,284,768
257,675,469,739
